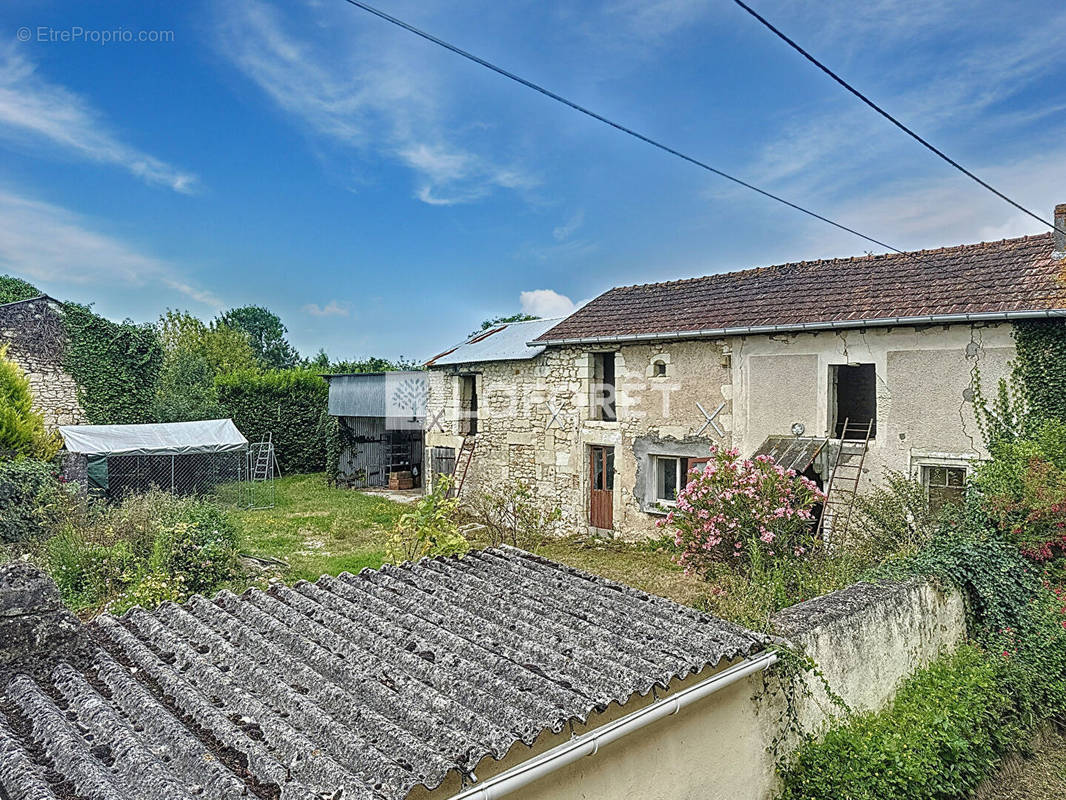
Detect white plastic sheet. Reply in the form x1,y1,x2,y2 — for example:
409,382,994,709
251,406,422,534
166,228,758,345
59,419,248,456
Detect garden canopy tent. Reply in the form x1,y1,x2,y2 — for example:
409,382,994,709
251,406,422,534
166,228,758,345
59,419,248,457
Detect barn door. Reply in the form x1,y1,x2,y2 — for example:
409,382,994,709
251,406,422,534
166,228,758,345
589,445,615,529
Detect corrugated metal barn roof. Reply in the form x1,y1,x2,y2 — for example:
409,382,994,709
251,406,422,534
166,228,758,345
425,318,563,367
0,549,765,800
325,371,427,418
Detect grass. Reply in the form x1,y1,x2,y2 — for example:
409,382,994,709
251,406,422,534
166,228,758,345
230,474,404,582
228,475,709,603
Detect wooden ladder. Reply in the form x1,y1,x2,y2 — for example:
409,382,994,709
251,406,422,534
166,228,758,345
816,418,874,547
453,436,476,497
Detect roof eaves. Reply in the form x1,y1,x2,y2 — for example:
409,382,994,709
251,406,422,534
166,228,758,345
531,308,1066,346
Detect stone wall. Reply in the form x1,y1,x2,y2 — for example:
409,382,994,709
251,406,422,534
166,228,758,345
425,338,733,539
0,297,83,430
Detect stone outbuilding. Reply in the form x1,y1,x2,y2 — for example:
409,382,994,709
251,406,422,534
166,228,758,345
0,295,83,430
424,214,1066,539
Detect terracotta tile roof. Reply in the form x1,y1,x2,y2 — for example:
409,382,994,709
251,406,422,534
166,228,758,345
534,233,1066,343
0,550,764,800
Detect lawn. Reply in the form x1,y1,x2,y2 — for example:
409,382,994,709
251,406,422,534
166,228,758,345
231,474,404,582
231,473,707,605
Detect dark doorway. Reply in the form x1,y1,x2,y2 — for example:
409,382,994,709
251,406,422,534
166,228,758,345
830,363,877,438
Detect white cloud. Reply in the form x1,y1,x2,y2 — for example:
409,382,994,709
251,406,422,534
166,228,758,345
0,187,220,307
520,289,578,318
216,1,535,206
0,46,198,193
303,300,349,317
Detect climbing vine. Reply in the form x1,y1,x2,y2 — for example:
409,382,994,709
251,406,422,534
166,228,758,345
0,275,42,305
1012,319,1066,424
61,303,163,425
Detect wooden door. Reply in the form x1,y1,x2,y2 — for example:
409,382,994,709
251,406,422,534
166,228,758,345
589,445,614,529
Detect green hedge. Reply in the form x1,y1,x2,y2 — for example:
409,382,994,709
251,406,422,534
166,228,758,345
0,460,65,545
779,646,1015,800
215,369,330,475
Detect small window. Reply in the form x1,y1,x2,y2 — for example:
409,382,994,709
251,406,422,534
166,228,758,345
830,363,876,438
591,352,616,421
922,465,966,514
652,360,667,377
655,456,681,504
459,375,478,436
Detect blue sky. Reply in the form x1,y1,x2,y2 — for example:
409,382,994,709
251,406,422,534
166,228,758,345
1,0,1064,361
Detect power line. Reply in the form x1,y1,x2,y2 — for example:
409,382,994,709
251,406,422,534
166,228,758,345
340,0,915,256
731,0,1064,236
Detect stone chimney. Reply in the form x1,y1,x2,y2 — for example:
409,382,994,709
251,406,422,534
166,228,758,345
1,562,93,684
1055,203,1066,259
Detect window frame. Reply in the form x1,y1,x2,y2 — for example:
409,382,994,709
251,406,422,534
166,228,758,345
653,455,682,506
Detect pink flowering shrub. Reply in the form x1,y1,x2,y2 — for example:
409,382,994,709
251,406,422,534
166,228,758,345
659,446,825,576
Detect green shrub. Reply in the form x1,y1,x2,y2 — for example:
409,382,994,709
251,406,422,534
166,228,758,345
779,645,1015,800
215,368,330,474
852,469,940,556
464,481,562,552
0,347,60,460
386,476,468,562
44,490,240,612
0,459,67,544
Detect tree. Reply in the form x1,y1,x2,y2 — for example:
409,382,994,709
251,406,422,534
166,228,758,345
0,275,42,305
0,346,60,460
153,311,258,423
216,306,299,370
469,313,538,338
152,349,222,423
159,311,258,375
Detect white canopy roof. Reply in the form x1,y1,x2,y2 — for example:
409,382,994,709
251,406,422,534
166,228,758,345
59,419,248,457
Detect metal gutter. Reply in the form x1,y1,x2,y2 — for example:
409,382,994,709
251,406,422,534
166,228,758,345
446,651,779,800
529,308,1066,347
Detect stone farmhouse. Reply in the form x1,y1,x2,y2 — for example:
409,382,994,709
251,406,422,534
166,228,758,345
425,212,1066,539
0,295,83,430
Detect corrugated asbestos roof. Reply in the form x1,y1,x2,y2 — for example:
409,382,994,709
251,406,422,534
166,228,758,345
753,436,828,473
534,233,1066,343
426,318,563,367
0,548,764,800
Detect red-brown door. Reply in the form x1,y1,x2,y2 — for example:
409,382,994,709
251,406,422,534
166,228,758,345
589,446,614,529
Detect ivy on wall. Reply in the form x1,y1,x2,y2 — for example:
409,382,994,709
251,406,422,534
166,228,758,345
1012,319,1066,424
0,276,42,305
215,368,331,475
61,303,163,425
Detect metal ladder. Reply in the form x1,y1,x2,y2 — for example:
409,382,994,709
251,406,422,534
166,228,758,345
252,433,275,482
816,418,874,547
452,436,476,497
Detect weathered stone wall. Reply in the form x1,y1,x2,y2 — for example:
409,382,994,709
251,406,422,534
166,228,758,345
0,298,83,430
425,339,733,538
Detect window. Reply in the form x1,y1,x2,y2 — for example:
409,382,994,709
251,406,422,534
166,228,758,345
653,456,708,505
922,465,966,514
459,375,478,436
655,457,681,504
591,352,616,421
830,363,877,438
652,360,667,377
